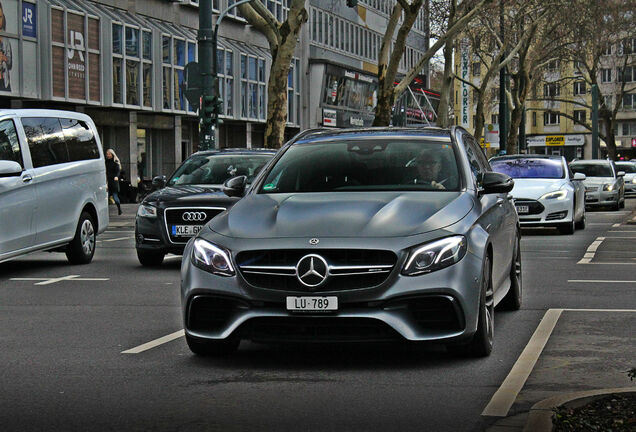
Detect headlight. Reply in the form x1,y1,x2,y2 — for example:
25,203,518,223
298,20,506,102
191,238,235,276
137,204,157,218
631,178,636,184
602,183,615,191
539,190,567,200
402,236,467,276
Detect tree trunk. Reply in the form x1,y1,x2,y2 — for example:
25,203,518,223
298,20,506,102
507,104,522,154
264,58,291,148
436,42,455,127
474,96,485,143
601,114,617,160
373,87,395,126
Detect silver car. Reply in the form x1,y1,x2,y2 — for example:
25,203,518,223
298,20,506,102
570,159,625,211
615,161,636,197
181,127,521,357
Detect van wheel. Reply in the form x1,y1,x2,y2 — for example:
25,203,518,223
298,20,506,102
66,212,96,264
137,249,165,266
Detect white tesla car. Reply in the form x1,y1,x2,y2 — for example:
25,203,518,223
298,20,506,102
490,155,586,234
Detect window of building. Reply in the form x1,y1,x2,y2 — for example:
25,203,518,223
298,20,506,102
263,0,289,22
573,61,584,74
112,23,151,108
547,60,559,72
216,48,234,117
573,81,586,96
601,43,612,56
532,111,537,127
574,110,586,124
490,114,498,125
472,62,480,77
287,58,301,125
623,93,635,109
161,34,196,113
543,112,560,125
618,66,635,82
601,68,612,83
543,83,560,98
240,53,266,121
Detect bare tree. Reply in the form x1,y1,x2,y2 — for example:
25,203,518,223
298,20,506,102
238,0,308,148
373,0,492,126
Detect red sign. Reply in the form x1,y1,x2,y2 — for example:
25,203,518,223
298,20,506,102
632,138,636,147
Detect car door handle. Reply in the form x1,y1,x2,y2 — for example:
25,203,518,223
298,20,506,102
22,174,33,183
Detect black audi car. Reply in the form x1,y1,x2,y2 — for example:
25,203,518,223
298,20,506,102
135,149,276,266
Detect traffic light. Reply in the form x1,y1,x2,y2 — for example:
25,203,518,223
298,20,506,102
200,95,223,117
346,0,358,6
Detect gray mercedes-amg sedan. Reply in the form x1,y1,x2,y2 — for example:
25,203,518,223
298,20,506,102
181,127,521,357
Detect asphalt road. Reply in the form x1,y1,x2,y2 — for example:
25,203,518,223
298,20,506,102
1,199,635,432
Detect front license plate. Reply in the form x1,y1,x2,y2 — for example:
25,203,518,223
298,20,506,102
286,296,338,311
515,205,529,214
171,225,202,237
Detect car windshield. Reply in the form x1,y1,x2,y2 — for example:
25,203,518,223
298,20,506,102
490,158,564,179
615,163,636,173
258,138,460,193
569,162,613,178
167,154,272,186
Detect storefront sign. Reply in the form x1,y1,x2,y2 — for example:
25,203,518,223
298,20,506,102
527,135,585,147
323,109,337,127
350,116,364,127
460,41,470,128
22,2,36,38
545,135,565,146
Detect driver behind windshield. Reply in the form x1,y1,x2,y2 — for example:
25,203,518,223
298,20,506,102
406,149,447,189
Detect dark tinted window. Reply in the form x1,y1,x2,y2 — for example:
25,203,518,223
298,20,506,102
615,162,636,173
0,120,23,168
259,139,460,193
60,118,100,162
22,117,68,168
167,154,273,186
461,134,487,182
491,158,565,179
570,162,613,177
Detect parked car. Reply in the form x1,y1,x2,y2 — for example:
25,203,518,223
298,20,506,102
0,109,108,264
180,127,521,357
614,161,636,197
569,159,625,211
490,155,586,234
135,148,276,266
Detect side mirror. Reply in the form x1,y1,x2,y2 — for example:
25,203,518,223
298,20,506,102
572,172,586,181
0,160,23,177
152,175,166,189
617,171,625,177
223,175,247,197
480,171,514,194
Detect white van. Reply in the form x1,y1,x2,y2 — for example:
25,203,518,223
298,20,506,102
0,109,109,264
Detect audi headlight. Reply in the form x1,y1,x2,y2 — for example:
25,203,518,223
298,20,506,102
402,236,467,276
539,190,567,200
602,183,615,191
191,238,235,276
137,204,157,218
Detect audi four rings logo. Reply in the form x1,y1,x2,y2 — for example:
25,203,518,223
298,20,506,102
296,254,329,289
182,212,207,222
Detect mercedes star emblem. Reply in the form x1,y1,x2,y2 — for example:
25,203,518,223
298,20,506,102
309,238,320,245
296,254,329,289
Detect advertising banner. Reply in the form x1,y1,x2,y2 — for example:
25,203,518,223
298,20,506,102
22,2,36,38
460,40,470,128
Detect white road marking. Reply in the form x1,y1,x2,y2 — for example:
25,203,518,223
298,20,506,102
163,255,182,261
121,329,185,354
102,236,134,242
613,223,621,227
482,309,563,417
482,309,636,418
577,237,605,264
10,275,110,285
568,280,636,283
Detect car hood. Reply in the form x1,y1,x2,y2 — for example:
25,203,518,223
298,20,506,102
582,177,616,186
208,191,473,239
510,179,569,199
144,185,230,205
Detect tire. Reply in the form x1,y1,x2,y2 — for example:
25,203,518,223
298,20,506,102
66,211,97,265
186,333,240,356
500,233,522,311
619,197,625,209
448,254,494,357
575,208,586,230
612,199,620,211
137,249,165,266
558,208,575,235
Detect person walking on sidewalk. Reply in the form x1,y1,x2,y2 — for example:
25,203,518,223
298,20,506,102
105,149,122,215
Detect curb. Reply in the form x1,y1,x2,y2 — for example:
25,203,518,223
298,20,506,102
523,387,636,432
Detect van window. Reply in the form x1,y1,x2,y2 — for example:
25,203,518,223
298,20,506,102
0,120,23,168
60,118,100,161
22,117,69,168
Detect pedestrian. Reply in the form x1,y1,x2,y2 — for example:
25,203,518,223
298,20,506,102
105,149,122,215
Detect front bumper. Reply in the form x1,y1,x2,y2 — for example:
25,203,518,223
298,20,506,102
135,214,186,255
515,198,573,227
584,189,619,206
181,244,484,344
625,182,636,196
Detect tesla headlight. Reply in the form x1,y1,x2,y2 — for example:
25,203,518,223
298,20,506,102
602,183,615,191
539,190,567,200
402,236,467,276
191,238,235,276
137,204,157,218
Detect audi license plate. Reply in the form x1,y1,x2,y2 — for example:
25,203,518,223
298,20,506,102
515,205,529,214
286,296,338,311
171,225,202,237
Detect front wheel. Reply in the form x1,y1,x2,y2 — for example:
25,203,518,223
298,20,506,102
448,254,493,357
500,233,522,311
575,209,586,230
66,212,96,264
185,334,240,356
558,218,575,235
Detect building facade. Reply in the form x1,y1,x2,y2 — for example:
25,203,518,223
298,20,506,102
0,0,429,190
